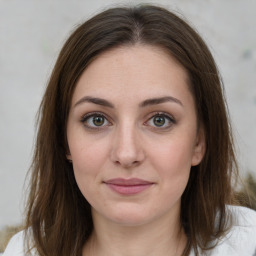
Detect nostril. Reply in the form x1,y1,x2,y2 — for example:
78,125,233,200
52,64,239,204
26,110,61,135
110,129,145,167
114,159,140,168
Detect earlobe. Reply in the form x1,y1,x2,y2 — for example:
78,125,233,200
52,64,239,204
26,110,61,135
191,127,206,166
66,153,73,163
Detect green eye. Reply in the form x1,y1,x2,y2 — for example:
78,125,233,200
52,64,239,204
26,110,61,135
153,116,166,127
81,113,110,129
93,116,105,126
146,113,175,129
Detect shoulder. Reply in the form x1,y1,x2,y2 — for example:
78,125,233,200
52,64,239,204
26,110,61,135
229,205,256,226
2,230,36,256
212,205,256,256
2,231,25,256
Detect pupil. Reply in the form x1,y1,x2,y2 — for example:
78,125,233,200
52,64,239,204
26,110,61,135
154,116,165,126
93,116,104,126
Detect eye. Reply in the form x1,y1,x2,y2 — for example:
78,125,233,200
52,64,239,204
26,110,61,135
81,113,111,129
146,113,175,129
152,116,166,127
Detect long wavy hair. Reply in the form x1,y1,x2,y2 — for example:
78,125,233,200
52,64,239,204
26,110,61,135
25,5,238,256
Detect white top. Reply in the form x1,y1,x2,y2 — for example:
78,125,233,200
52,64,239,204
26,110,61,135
3,206,256,256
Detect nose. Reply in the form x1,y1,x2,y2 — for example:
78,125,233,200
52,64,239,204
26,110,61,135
110,124,145,168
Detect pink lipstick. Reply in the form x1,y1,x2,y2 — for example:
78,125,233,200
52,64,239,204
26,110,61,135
104,178,154,195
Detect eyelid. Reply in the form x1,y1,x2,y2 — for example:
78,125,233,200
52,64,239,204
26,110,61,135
80,111,175,130
144,112,176,129
80,111,112,129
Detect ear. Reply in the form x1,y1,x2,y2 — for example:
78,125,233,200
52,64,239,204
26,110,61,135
191,126,206,166
66,153,72,162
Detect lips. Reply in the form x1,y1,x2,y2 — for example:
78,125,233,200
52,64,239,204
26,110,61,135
104,178,154,195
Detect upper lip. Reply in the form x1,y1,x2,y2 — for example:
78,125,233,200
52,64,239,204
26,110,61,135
104,178,154,186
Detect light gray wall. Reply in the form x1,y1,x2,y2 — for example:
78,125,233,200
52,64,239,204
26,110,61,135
0,0,255,228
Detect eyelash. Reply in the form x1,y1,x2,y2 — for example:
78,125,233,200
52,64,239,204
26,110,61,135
80,112,112,130
144,112,176,130
80,112,176,130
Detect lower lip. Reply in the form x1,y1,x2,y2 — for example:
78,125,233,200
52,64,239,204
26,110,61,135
106,183,153,195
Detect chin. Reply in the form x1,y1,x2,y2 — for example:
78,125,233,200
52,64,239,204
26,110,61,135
111,215,152,227
100,206,159,227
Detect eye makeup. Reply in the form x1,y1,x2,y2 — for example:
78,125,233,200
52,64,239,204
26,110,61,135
144,111,176,130
80,112,112,130
80,110,176,132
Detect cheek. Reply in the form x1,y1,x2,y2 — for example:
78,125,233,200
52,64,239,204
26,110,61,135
69,133,110,171
151,136,195,170
149,137,194,189
71,145,104,206
68,136,108,189
157,145,192,206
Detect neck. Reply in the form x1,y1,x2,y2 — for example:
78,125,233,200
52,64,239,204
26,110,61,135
83,208,187,256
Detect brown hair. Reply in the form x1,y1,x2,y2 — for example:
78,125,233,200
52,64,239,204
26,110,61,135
25,5,238,256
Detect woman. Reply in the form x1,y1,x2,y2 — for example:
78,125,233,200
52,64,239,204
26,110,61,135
3,4,256,256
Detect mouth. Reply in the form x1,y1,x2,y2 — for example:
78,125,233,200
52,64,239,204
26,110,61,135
103,178,154,195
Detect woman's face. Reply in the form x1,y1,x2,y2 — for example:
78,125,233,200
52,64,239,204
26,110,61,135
67,45,205,226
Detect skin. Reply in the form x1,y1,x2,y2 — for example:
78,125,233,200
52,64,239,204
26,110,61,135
66,45,205,256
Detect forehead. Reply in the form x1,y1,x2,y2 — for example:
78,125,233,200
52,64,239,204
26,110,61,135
71,45,192,106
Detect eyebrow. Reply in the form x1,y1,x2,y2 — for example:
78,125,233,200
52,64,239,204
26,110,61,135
139,96,183,108
74,96,114,108
74,96,183,108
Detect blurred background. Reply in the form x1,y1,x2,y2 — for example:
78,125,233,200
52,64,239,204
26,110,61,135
0,0,256,234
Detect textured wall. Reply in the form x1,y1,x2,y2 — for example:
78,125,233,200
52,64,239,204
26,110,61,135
0,0,255,228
